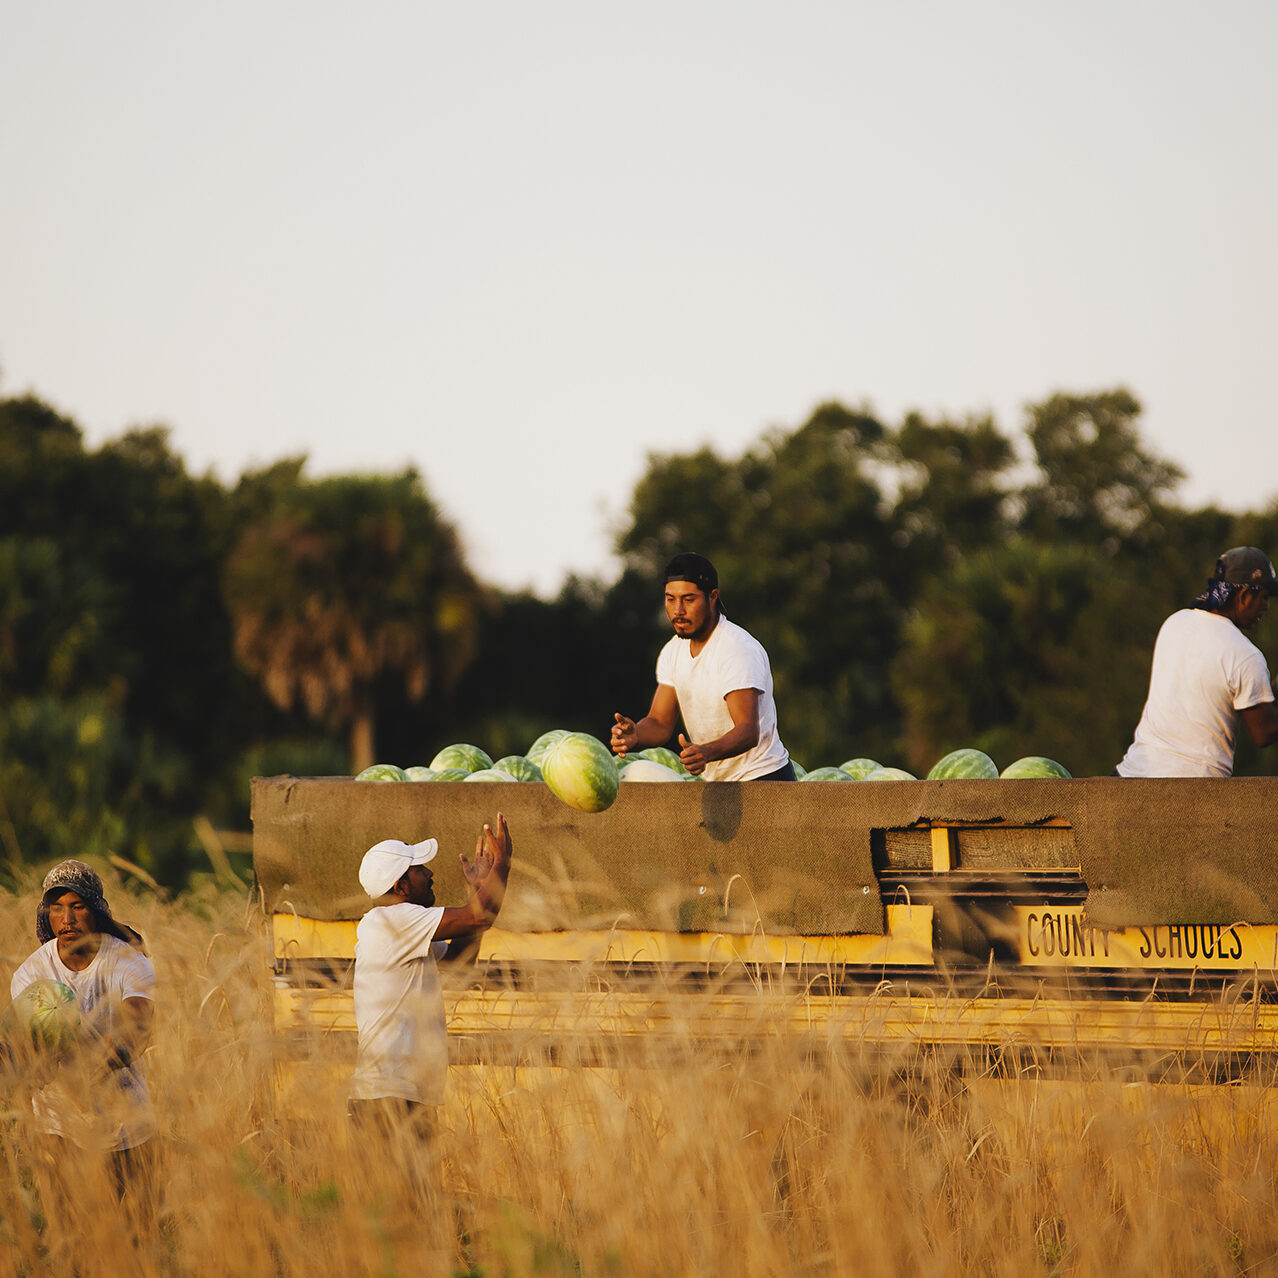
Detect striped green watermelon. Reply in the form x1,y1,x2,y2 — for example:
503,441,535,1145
542,732,620,812
790,760,807,780
526,730,571,767
799,766,855,782
423,767,471,781
464,767,518,782
429,743,493,774
6,979,81,1056
839,758,880,779
355,763,408,782
927,748,998,780
636,746,692,777
864,766,917,781
404,766,437,781
492,755,543,782
1000,755,1072,779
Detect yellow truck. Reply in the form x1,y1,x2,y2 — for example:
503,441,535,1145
256,773,1278,1078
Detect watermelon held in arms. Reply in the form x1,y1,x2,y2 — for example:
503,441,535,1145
1000,755,1072,779
799,766,855,782
492,755,543,782
927,748,999,780
541,732,620,812
355,764,408,782
5,979,81,1057
839,758,881,779
525,730,571,767
429,744,494,774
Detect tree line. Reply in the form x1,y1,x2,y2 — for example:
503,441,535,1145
2,385,1275,886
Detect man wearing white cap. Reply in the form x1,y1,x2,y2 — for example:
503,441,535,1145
1117,547,1278,777
348,811,511,1132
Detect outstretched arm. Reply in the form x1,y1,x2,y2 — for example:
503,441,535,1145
677,688,761,775
612,685,680,757
435,812,513,942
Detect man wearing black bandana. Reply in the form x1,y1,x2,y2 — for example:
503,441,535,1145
611,552,795,781
1117,547,1278,776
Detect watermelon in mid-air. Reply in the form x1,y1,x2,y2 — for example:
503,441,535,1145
541,733,620,812
355,764,408,782
492,755,543,782
927,748,999,780
1000,756,1072,779
525,730,571,767
5,979,80,1056
429,743,494,774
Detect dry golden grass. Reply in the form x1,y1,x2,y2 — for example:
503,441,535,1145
3,876,1278,1277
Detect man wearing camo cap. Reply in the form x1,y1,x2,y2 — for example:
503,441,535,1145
1117,547,1278,776
9,859,157,1195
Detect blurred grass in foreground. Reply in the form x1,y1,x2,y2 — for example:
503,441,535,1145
3,881,1278,1277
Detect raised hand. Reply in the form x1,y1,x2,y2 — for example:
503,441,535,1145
611,712,637,757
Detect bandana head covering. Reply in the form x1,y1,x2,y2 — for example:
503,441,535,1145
36,859,136,946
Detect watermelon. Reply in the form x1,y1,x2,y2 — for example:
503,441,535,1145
404,766,437,781
839,758,880,779
6,979,80,1056
541,732,620,812
620,758,687,782
354,763,408,782
863,766,917,781
927,748,999,780
464,767,518,782
636,746,692,777
799,766,855,782
790,760,808,780
526,730,571,767
492,755,543,782
424,767,471,782
1000,755,1072,779
429,743,493,774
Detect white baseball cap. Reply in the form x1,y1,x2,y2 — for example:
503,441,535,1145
358,836,438,897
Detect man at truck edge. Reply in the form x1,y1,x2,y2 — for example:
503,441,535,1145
348,812,512,1136
1117,546,1278,777
611,552,795,781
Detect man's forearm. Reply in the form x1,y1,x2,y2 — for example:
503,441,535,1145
631,716,674,748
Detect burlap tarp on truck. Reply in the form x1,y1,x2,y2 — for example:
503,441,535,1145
251,776,1278,935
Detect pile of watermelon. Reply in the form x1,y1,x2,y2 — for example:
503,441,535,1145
794,748,1071,781
353,732,1073,813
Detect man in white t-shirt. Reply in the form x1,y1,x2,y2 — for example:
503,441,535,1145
348,812,511,1134
611,552,794,781
1117,546,1278,777
8,859,157,1202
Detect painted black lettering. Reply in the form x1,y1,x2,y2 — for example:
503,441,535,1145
1185,926,1198,960
1043,915,1056,957
1026,913,1040,958
1169,925,1182,960
1071,915,1086,958
1228,926,1243,961
1139,928,1152,959
1153,927,1167,959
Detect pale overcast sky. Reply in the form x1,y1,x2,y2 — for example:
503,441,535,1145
2,3,1275,595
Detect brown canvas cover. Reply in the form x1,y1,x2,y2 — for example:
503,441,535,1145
251,776,1278,935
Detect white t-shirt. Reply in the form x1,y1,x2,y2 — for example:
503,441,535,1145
655,615,790,782
10,935,156,1150
349,902,449,1105
1117,608,1275,778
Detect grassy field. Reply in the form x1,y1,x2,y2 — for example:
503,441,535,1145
3,878,1278,1277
